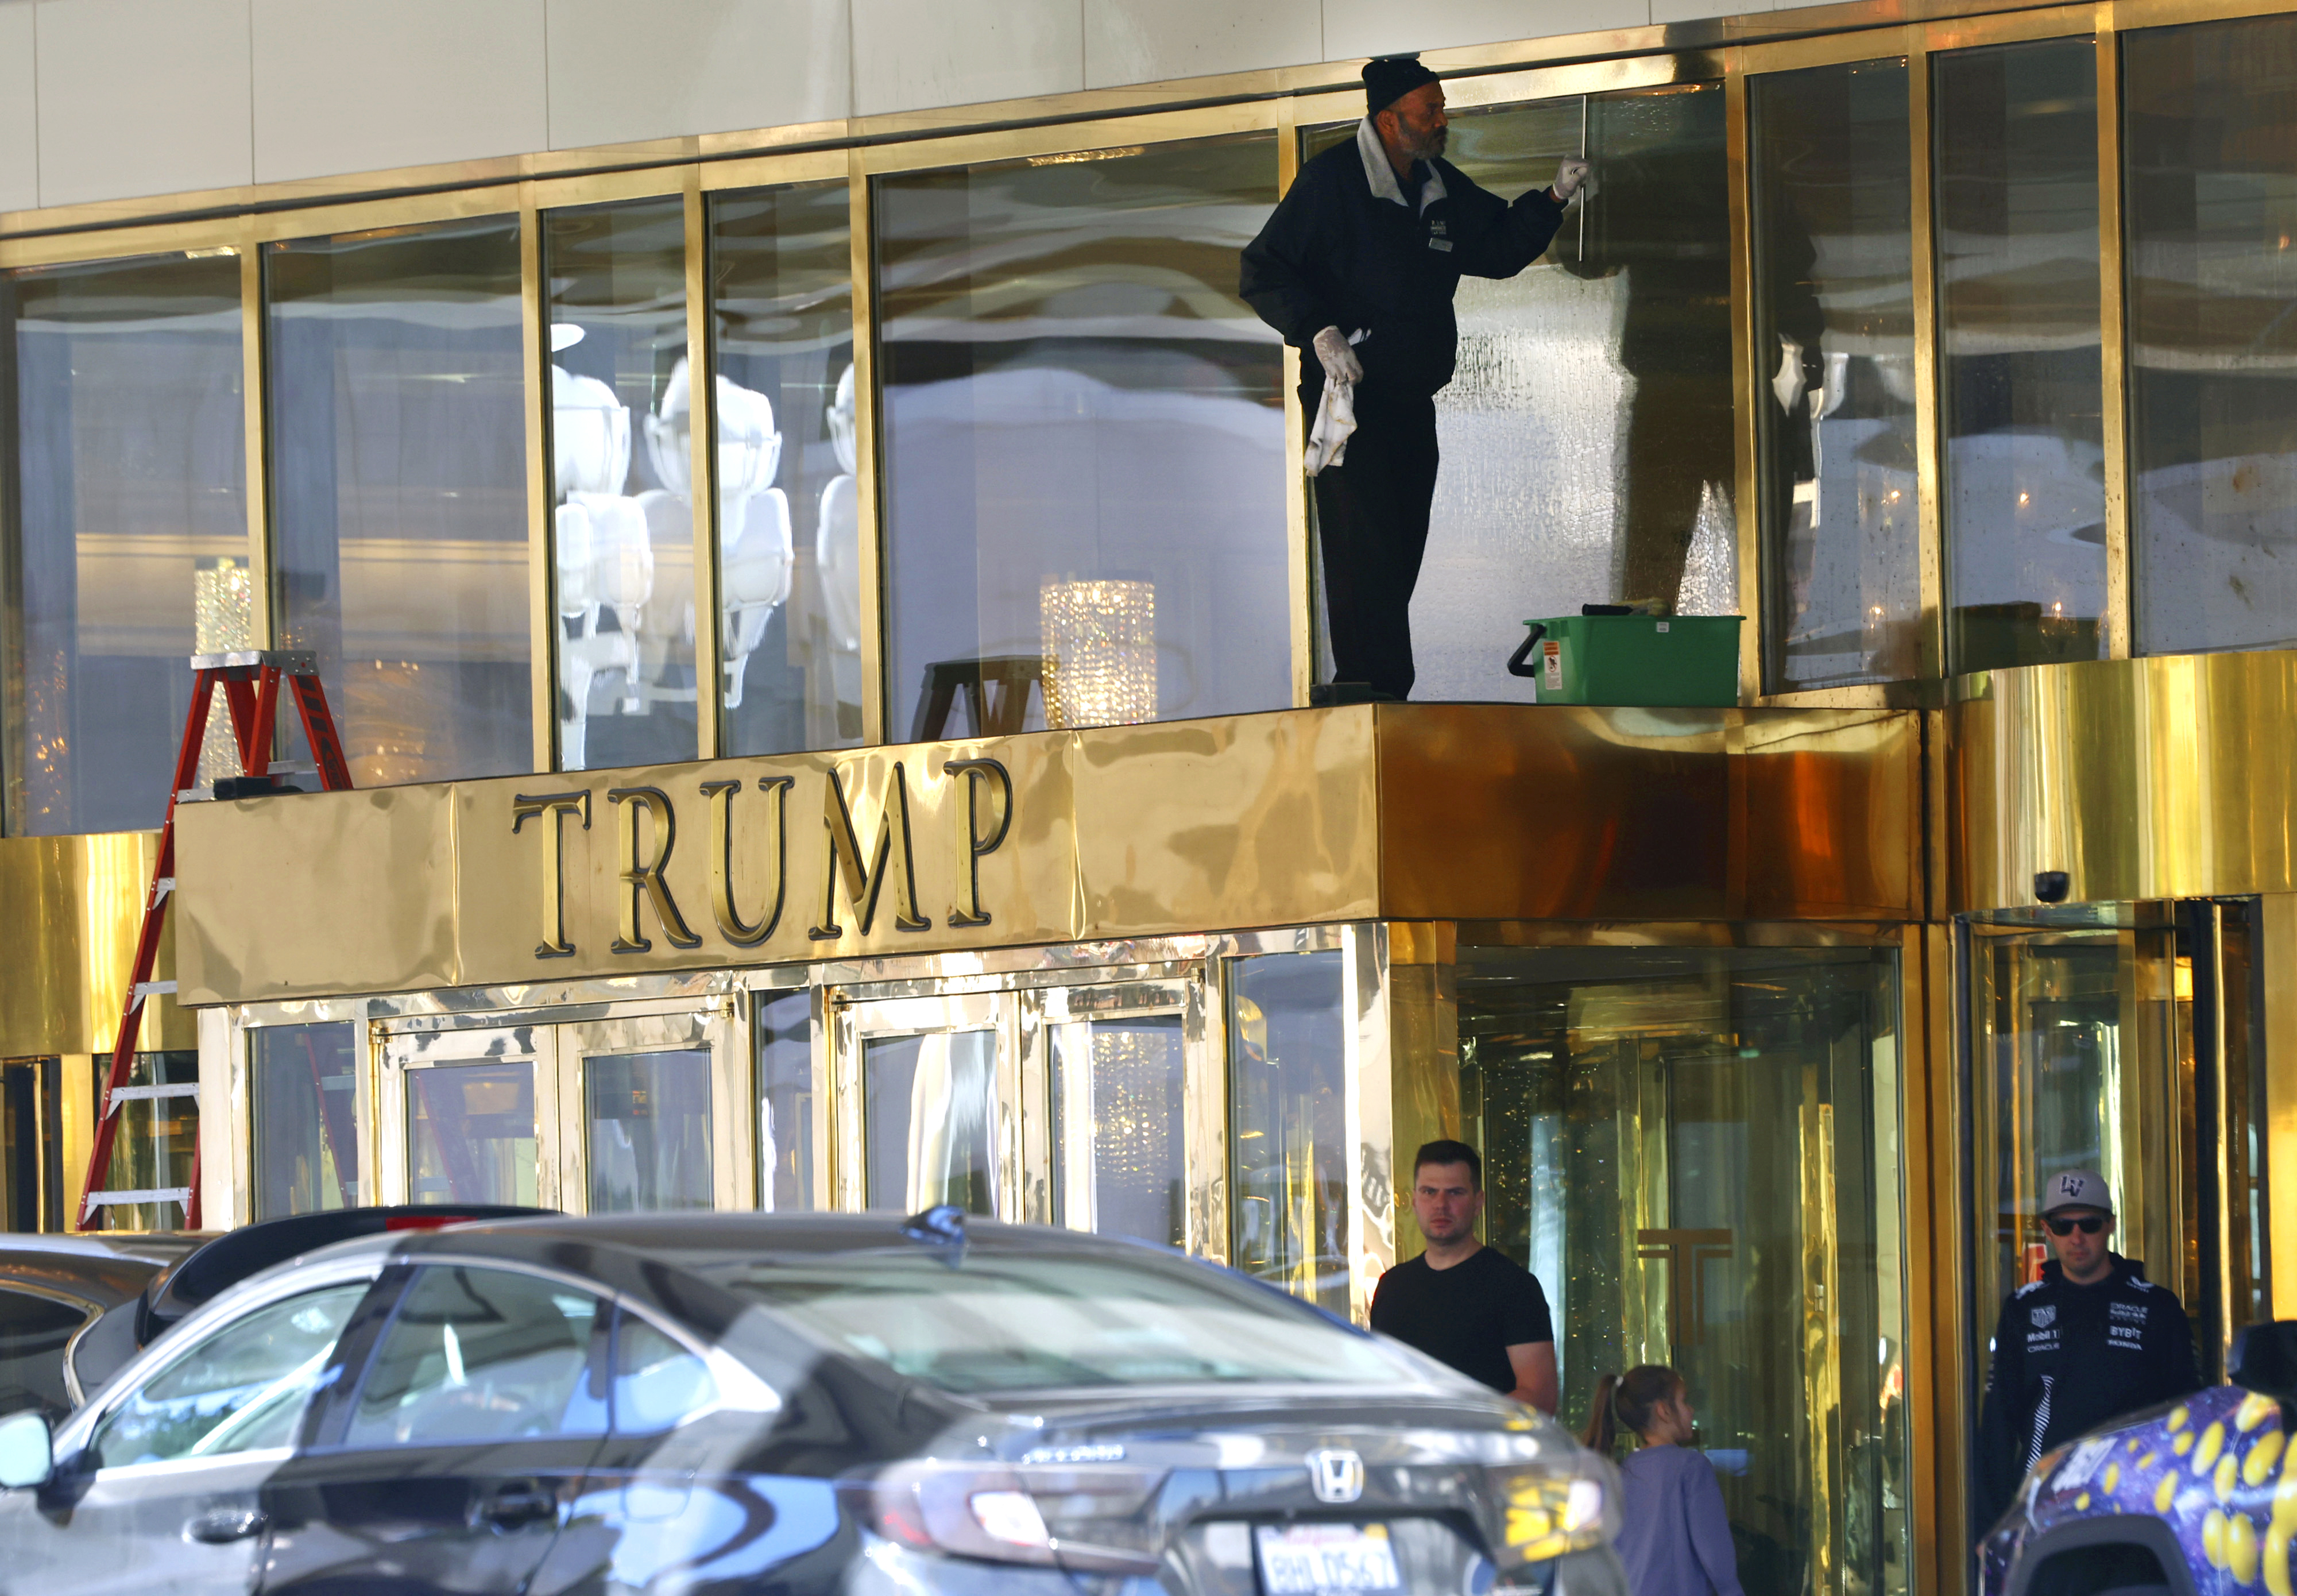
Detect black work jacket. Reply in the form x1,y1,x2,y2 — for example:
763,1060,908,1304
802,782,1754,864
1239,133,1566,403
1973,1255,2202,1537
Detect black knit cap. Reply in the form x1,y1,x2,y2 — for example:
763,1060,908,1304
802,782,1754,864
1363,54,1439,117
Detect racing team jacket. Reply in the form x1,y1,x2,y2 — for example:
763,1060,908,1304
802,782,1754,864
1974,1254,2202,1537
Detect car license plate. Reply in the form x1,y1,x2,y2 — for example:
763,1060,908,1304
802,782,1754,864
1254,1523,1401,1594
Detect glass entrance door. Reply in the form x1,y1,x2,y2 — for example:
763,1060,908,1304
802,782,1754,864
1045,978,1205,1250
558,1008,743,1214
378,1025,554,1208
1965,903,2267,1386
836,994,1018,1219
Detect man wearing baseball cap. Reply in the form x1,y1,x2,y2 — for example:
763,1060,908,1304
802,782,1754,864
1239,54,1587,704
1973,1169,2201,1536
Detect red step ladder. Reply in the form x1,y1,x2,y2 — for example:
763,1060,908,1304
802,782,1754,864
77,650,354,1231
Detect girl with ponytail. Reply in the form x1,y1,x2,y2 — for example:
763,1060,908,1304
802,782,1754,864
1580,1366,1743,1596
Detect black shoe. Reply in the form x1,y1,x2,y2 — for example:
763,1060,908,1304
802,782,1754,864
1309,681,1376,707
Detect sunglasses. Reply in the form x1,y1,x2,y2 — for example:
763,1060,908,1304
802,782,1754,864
2045,1215,2107,1236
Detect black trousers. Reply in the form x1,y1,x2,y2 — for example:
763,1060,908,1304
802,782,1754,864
1310,388,1440,699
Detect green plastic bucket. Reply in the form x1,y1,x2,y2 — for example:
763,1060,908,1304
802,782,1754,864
1507,614,1744,706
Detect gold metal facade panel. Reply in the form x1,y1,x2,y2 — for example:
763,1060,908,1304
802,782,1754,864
1072,708,1380,938
174,787,459,1004
1953,652,2297,910
1375,705,1920,923
0,832,192,1057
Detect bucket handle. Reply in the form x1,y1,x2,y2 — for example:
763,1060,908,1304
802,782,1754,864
1506,623,1548,679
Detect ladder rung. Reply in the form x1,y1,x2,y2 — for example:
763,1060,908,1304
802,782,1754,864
152,877,176,904
132,980,178,1000
104,1084,200,1114
188,649,318,674
84,1188,193,1207
176,789,211,804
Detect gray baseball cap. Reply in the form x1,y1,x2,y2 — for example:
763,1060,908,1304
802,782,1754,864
2041,1168,2114,1215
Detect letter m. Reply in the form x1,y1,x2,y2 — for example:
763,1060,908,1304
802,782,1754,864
810,762,932,939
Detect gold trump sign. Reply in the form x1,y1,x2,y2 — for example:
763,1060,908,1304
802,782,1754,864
170,710,1392,1003
507,757,1015,961
167,705,1919,1007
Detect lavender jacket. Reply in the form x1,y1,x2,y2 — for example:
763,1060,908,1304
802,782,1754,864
1611,1444,1746,1596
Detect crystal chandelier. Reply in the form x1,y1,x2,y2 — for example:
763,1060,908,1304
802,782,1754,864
1039,578,1157,730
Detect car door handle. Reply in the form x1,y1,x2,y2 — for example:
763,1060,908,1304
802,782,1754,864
184,1507,270,1544
474,1481,558,1531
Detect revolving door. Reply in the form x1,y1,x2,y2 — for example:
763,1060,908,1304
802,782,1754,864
1963,902,2269,1391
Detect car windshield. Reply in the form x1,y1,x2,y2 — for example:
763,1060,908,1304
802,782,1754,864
703,1250,1417,1394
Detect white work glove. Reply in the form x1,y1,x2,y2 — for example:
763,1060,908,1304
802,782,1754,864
1552,159,1591,203
1312,325,1363,385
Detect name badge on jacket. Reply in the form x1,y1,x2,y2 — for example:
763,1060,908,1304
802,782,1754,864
1428,237,1453,252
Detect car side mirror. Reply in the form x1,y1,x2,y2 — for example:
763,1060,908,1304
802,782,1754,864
2232,1321,2297,1406
0,1410,53,1489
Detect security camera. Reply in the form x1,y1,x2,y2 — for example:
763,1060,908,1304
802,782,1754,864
2033,870,2070,904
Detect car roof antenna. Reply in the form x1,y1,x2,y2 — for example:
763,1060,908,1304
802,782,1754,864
901,1204,969,1266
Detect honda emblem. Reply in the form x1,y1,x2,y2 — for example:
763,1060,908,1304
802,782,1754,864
1306,1448,1366,1505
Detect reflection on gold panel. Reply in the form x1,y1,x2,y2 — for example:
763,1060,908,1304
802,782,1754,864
1379,705,1920,922
1953,652,2297,910
0,832,194,1057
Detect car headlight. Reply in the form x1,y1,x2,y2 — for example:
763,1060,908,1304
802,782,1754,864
1489,1464,1615,1566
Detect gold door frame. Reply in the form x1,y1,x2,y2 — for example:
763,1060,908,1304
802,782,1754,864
830,989,1021,1219
551,1004,748,1215
374,1022,559,1209
1039,975,1212,1249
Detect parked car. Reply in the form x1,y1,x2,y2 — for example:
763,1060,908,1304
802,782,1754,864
0,1232,207,1421
0,1208,1626,1596
0,1207,544,1427
1979,1321,2297,1596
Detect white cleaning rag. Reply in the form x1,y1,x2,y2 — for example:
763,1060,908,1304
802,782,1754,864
1305,329,1368,476
1306,379,1355,476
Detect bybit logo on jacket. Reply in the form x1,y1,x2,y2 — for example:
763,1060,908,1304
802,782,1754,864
1307,1449,1367,1504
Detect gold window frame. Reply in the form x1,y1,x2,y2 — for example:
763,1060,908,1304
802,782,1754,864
4,0,2284,758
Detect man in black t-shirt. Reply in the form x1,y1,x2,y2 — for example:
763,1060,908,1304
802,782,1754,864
1370,1139,1557,1412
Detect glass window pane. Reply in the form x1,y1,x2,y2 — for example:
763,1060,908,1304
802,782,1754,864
1054,1014,1185,1247
710,181,860,754
2126,16,2297,654
1458,942,1908,1596
877,135,1287,737
89,1052,197,1232
1229,949,1347,1316
757,988,815,1212
1753,60,1920,690
2,253,246,835
1937,40,2107,673
1302,84,1736,700
612,1311,717,1432
547,198,695,770
252,1022,361,1219
864,1030,995,1215
0,1289,86,1421
349,1266,608,1446
268,217,530,786
94,1282,367,1465
586,1048,712,1213
408,1060,536,1206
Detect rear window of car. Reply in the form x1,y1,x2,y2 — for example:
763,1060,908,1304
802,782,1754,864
701,1250,1416,1393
